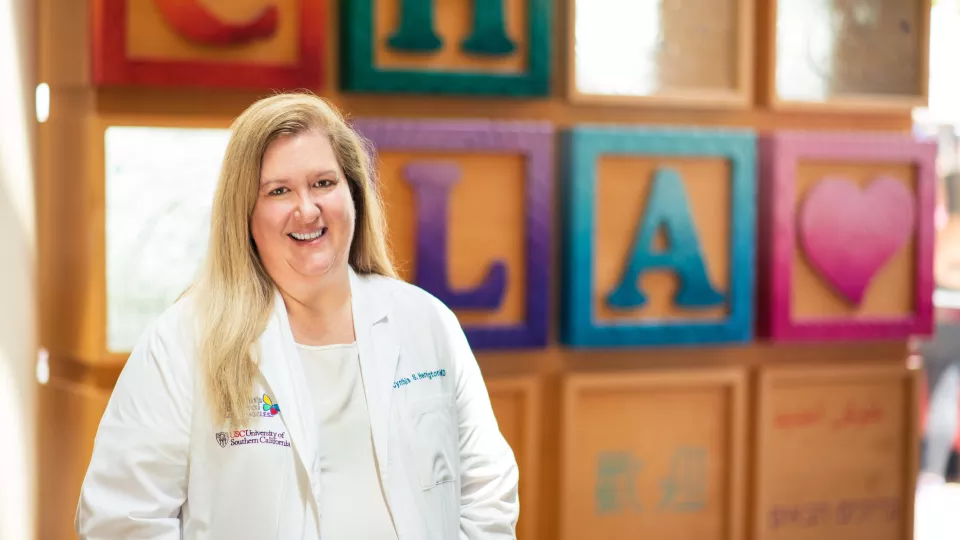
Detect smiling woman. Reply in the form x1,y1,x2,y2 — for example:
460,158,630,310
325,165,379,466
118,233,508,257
75,92,520,540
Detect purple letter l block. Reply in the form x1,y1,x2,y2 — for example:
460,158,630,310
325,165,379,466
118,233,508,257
402,161,507,309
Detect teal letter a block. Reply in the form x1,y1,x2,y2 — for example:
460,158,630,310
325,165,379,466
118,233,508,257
562,126,757,348
606,168,724,310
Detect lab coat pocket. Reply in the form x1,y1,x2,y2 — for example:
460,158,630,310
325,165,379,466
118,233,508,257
404,394,457,490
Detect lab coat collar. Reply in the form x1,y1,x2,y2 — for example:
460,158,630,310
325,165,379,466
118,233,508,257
257,266,399,521
259,289,323,519
348,266,389,327
348,267,400,494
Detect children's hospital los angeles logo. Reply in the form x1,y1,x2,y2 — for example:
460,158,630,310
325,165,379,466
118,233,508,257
216,393,290,448
226,393,282,420
261,394,280,416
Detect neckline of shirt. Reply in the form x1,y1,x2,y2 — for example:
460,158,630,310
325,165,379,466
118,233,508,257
295,341,358,352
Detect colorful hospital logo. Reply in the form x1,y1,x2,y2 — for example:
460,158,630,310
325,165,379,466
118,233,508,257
262,394,280,416
216,432,228,448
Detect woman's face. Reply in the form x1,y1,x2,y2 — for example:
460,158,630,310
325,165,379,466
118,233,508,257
251,129,355,289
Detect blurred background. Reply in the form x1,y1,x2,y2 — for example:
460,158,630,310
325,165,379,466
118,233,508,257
2,0,959,539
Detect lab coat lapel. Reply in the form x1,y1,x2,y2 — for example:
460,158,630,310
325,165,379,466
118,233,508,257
349,269,400,485
259,292,322,515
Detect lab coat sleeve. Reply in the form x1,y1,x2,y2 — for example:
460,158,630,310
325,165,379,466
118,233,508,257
75,314,193,539
433,300,520,539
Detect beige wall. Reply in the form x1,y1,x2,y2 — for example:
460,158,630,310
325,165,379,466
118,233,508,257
0,0,36,539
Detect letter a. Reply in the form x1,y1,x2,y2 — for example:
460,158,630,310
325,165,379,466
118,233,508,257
606,168,724,309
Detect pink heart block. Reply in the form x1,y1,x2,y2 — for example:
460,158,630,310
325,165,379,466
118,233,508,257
798,176,916,305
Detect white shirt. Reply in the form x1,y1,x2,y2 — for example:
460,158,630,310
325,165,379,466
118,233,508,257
297,341,399,540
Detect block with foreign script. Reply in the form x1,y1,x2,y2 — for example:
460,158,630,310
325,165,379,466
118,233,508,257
92,0,325,89
562,127,757,348
754,365,919,540
757,132,936,341
341,0,551,96
353,119,553,349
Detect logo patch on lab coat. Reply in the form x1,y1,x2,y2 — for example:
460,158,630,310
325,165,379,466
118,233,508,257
226,393,282,420
215,429,291,448
261,394,280,415
216,393,290,448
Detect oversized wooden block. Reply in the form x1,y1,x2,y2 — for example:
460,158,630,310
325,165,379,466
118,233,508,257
567,0,754,109
561,368,747,540
754,365,919,540
341,0,551,96
92,0,325,89
486,376,541,540
766,0,929,113
562,127,757,348
353,119,553,349
758,132,936,341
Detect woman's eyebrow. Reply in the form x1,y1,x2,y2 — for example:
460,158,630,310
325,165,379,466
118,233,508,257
260,169,339,186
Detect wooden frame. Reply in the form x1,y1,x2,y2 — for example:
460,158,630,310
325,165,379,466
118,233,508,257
352,118,553,350
485,376,542,540
89,114,233,365
340,0,551,96
754,364,920,540
758,131,936,341
562,126,757,348
91,0,326,89
762,0,931,113
561,368,747,540
566,0,754,109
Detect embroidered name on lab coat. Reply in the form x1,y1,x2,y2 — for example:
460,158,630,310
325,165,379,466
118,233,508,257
393,369,446,389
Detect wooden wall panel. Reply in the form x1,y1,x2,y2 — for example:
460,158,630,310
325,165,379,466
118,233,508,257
487,376,542,540
37,375,112,540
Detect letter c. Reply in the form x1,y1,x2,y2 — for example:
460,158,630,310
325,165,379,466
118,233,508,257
153,0,278,45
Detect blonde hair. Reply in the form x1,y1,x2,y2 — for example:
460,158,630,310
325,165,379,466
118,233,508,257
190,93,396,427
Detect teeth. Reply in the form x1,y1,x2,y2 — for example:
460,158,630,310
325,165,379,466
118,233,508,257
291,229,324,241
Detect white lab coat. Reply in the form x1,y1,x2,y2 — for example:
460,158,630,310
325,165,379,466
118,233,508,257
75,268,519,539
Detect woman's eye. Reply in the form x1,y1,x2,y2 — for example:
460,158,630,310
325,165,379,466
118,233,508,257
269,187,288,196
315,179,336,188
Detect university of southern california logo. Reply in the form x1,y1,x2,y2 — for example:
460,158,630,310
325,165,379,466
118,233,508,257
262,394,280,416
215,432,228,448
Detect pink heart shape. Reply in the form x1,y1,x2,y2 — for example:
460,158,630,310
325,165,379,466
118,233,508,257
798,176,915,304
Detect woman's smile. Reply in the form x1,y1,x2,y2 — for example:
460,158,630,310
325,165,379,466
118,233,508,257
289,227,328,245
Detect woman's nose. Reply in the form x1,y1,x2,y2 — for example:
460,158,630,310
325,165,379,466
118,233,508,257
294,195,321,221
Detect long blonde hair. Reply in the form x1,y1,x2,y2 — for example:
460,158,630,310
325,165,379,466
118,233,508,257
190,93,396,427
